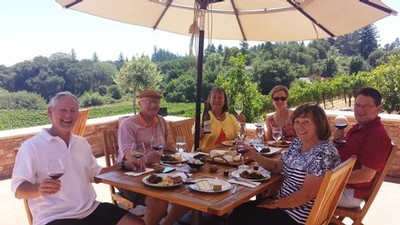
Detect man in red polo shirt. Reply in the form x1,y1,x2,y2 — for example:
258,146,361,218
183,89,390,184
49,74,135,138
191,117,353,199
334,87,391,208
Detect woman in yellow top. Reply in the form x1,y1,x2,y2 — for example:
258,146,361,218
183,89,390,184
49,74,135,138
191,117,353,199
199,87,246,151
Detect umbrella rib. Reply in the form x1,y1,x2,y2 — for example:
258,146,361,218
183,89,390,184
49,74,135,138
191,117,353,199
287,0,334,38
64,0,82,9
360,0,397,15
230,0,247,41
152,0,173,30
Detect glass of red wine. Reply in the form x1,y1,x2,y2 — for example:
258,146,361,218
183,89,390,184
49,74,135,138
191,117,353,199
131,141,145,170
236,145,249,171
151,135,164,152
47,158,65,180
334,115,348,143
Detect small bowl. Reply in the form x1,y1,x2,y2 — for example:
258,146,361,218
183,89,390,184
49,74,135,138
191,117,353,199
187,158,205,169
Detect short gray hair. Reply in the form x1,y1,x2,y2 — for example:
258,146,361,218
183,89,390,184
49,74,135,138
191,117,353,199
49,91,79,107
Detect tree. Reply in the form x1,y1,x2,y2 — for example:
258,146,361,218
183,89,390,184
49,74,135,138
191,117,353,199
323,57,338,77
349,56,364,75
114,57,161,113
92,52,99,63
359,25,379,60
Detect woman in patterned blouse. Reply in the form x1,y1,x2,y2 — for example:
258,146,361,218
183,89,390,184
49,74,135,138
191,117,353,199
228,104,341,225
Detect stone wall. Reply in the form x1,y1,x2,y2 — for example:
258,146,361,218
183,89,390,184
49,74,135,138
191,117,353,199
1,112,399,179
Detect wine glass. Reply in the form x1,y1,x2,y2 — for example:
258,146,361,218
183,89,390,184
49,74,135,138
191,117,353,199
237,123,246,142
234,101,243,115
47,158,65,196
272,126,282,145
236,145,249,171
334,115,348,143
176,136,187,166
47,158,65,180
151,135,164,152
131,141,145,167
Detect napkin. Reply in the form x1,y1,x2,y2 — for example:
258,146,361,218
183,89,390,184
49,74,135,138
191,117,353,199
124,168,154,177
227,179,260,188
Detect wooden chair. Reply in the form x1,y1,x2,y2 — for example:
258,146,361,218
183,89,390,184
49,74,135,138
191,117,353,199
169,118,195,152
23,108,91,225
331,144,398,225
305,156,356,225
71,108,90,136
102,128,135,210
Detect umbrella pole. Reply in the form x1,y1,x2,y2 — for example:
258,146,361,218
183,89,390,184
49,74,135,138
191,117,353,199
194,5,207,151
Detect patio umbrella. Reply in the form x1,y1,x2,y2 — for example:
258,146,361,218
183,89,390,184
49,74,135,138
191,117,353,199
56,0,396,150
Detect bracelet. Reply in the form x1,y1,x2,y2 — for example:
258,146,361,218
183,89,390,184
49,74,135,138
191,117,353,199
274,199,280,209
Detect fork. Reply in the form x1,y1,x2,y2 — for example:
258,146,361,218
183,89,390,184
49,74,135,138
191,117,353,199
231,184,238,194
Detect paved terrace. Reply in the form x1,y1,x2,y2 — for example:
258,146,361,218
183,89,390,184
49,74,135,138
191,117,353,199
1,156,399,225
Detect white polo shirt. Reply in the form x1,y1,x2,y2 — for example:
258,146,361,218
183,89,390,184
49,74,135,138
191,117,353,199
11,129,102,225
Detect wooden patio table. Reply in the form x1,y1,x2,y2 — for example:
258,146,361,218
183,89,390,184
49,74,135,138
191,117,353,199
95,146,284,225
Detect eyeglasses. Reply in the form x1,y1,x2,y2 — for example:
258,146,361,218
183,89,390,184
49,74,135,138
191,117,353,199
354,103,377,110
272,96,287,101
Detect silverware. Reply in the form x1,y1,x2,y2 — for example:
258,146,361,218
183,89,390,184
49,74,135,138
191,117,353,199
234,178,259,186
231,184,238,194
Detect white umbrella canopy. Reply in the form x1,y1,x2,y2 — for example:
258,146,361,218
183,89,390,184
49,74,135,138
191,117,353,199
56,0,396,41
56,0,396,150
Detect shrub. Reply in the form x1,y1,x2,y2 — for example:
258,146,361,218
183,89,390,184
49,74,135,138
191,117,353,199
79,92,105,107
0,91,46,110
108,85,122,100
98,85,108,96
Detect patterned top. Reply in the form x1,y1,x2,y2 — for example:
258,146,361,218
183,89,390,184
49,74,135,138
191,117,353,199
276,138,340,224
267,113,296,141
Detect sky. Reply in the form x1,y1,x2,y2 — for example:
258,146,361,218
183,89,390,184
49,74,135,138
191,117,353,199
1,0,399,67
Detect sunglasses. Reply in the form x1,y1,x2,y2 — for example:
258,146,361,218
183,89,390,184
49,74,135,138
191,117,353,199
273,96,287,101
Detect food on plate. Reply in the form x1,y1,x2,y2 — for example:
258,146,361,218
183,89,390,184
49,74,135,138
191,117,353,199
222,140,236,146
160,154,182,162
260,147,271,153
210,150,241,163
187,158,205,169
213,182,222,191
195,180,213,191
209,165,218,173
239,170,265,180
146,174,182,186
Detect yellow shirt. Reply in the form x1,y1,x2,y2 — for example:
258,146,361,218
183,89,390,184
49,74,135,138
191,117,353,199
199,112,240,152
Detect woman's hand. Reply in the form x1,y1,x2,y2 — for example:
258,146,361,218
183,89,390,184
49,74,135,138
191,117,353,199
333,129,345,143
236,114,246,124
257,198,278,209
125,160,146,172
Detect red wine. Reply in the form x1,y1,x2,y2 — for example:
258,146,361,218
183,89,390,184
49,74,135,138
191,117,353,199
236,148,248,154
335,123,348,130
152,145,164,151
132,153,144,159
47,172,64,180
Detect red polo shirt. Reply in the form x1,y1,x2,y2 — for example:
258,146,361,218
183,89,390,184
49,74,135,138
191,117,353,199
339,117,391,199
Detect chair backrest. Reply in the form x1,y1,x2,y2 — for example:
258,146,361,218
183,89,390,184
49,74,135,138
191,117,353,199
101,128,135,210
103,129,119,167
169,118,195,152
306,156,356,225
71,108,90,136
332,144,398,224
23,199,32,225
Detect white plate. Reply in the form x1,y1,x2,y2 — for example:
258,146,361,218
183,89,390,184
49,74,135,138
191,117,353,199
267,140,292,147
160,154,187,164
189,178,231,193
257,146,281,156
142,174,182,187
231,169,271,182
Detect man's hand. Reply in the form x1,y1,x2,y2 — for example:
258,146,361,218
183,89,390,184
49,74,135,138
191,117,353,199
38,179,61,196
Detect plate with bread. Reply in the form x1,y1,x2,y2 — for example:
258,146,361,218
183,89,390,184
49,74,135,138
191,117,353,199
189,178,231,193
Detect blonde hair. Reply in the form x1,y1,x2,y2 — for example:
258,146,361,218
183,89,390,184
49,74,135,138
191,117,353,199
269,85,289,99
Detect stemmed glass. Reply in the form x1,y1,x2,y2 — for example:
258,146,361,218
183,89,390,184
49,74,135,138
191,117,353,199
47,158,65,180
47,158,65,196
237,123,246,142
236,145,249,171
176,136,187,166
151,135,164,152
234,101,243,115
272,126,282,145
131,141,145,170
254,123,265,151
334,115,348,143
